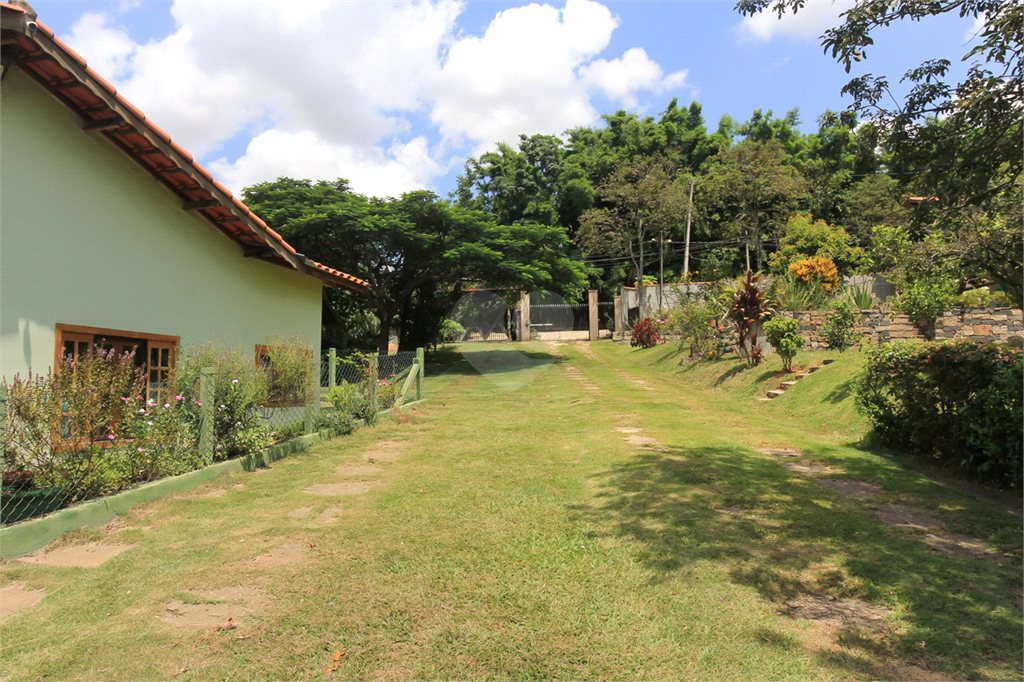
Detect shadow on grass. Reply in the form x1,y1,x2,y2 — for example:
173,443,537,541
825,379,855,403
427,347,556,377
570,444,1022,679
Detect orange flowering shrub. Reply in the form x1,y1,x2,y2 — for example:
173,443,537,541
789,256,840,290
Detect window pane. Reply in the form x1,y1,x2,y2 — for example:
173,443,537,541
63,340,74,357
161,348,169,367
78,342,88,356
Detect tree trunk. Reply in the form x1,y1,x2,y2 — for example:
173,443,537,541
376,307,392,354
753,214,763,271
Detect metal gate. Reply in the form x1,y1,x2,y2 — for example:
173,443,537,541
529,303,590,341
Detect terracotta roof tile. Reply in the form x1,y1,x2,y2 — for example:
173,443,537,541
0,2,366,292
84,66,116,95
51,36,86,67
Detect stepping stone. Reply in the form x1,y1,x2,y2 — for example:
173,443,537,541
874,503,940,529
304,481,378,496
781,381,799,388
794,373,810,379
615,427,642,433
821,359,835,365
780,461,836,475
0,584,46,618
757,448,800,458
766,390,785,399
807,366,822,373
817,479,881,499
16,543,135,568
756,397,773,402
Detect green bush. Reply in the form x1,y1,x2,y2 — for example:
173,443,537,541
893,277,958,331
312,410,355,438
656,303,728,359
820,301,859,352
325,382,375,424
854,341,1023,488
272,418,305,442
762,317,805,371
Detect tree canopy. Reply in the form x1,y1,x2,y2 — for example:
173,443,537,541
244,179,588,350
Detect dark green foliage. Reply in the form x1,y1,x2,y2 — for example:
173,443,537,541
820,301,859,352
630,318,662,349
273,419,305,442
762,317,805,371
312,410,355,438
855,341,1023,487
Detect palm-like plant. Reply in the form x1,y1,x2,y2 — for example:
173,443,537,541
727,270,774,365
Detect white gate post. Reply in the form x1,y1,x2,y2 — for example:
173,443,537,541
520,291,530,342
588,290,598,341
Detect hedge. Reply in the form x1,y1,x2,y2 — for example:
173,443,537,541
855,340,1023,488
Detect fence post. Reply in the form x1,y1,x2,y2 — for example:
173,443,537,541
304,363,314,435
614,295,623,337
416,347,424,401
198,367,215,465
328,348,337,390
588,289,599,342
367,354,378,413
0,384,7,457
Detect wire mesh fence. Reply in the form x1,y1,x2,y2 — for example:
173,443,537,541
2,347,424,527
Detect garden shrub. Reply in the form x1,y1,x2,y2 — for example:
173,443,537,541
956,288,992,309
436,319,466,347
855,341,1023,488
892,276,958,332
261,337,315,406
658,304,729,359
630,318,663,348
771,277,836,312
762,317,805,371
768,214,867,276
272,418,305,442
312,410,355,438
175,343,270,460
820,301,859,352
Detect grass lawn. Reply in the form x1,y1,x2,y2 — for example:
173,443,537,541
1,341,1020,680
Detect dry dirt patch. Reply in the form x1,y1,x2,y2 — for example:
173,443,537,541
874,503,941,529
364,441,404,463
252,542,307,567
16,543,135,568
784,594,888,630
287,506,314,518
817,479,882,499
780,461,837,475
923,533,997,560
0,584,47,618
304,481,379,496
161,586,265,629
336,463,383,476
625,434,658,446
615,426,643,434
315,507,343,524
757,448,801,458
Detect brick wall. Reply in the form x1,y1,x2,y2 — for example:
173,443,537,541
782,307,1024,349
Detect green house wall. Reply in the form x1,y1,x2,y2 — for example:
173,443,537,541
0,67,323,381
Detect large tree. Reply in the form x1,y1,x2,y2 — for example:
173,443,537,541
577,157,690,320
736,0,1021,210
244,179,588,351
699,139,807,271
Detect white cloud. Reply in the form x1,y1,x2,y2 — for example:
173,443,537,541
59,0,688,197
736,0,855,42
208,131,442,198
580,47,688,108
965,13,986,42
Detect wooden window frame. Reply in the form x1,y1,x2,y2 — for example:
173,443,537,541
54,324,181,435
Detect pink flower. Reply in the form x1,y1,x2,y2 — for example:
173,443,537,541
137,447,144,452
231,379,239,384
137,395,145,400
220,404,226,408
108,434,116,440
164,403,170,408
197,401,203,406
175,395,184,401
120,396,130,402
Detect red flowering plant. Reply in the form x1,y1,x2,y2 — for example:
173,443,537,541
727,270,774,366
630,318,664,348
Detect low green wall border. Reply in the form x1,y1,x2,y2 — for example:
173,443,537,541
0,398,428,559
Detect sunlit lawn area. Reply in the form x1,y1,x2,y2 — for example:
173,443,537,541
1,341,1020,680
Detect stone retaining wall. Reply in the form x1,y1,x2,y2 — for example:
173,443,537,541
783,307,1024,349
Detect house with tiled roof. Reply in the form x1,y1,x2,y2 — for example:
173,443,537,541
0,2,366,383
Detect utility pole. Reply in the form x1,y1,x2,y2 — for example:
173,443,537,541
683,179,695,281
658,229,664,312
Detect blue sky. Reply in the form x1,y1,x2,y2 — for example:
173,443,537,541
33,1,982,199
